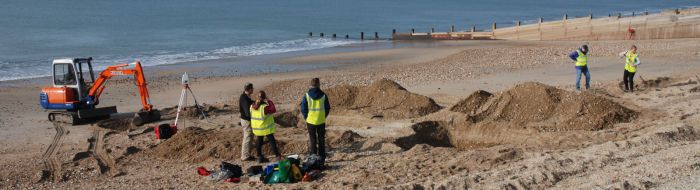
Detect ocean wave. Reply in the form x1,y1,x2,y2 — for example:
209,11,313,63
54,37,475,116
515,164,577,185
0,38,360,81
112,38,360,68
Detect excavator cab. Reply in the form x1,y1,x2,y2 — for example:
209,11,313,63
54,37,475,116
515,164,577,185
40,57,159,125
49,58,95,105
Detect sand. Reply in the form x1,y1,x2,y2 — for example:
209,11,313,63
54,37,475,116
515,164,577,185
2,38,700,189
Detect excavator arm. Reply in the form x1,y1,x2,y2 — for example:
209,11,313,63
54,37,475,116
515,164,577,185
88,61,154,111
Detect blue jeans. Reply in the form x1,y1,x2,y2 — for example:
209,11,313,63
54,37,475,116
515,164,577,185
575,66,590,90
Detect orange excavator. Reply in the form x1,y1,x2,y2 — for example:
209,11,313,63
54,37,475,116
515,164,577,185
39,57,160,125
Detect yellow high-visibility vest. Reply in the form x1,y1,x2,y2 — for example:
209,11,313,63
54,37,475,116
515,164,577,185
305,93,326,125
575,50,588,67
624,51,638,73
250,104,275,136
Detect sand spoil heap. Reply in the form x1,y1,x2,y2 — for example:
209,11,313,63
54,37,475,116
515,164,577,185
151,126,361,163
152,127,312,163
450,82,638,131
326,78,441,119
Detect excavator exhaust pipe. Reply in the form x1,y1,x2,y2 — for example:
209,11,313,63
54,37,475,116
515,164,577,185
132,109,161,126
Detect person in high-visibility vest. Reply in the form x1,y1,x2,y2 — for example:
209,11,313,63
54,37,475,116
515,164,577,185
619,45,641,92
250,90,281,163
568,44,590,91
300,78,331,163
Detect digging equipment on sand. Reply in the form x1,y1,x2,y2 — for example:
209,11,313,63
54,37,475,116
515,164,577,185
39,57,160,125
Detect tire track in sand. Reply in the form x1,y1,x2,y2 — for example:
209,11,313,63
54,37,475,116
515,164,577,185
90,129,120,176
41,122,65,182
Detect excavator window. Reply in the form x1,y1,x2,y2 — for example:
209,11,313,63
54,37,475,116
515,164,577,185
54,63,77,86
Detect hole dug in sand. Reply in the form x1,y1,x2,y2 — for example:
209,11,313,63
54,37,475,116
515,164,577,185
394,121,453,150
94,118,133,132
160,103,234,120
326,78,442,119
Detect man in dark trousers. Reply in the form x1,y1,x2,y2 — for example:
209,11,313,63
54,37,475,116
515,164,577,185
300,78,331,163
239,83,255,161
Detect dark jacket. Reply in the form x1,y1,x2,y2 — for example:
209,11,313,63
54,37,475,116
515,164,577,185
300,87,331,120
239,93,253,121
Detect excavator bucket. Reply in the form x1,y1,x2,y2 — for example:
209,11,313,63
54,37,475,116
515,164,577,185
132,109,161,126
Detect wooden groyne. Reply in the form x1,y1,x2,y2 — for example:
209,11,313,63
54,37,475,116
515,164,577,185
494,8,700,41
309,7,700,41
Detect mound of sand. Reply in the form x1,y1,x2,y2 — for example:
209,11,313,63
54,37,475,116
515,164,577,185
449,90,493,116
326,79,441,119
153,127,309,163
452,82,637,131
152,127,358,163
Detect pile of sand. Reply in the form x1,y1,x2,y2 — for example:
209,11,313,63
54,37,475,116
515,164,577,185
451,82,637,131
326,79,441,119
151,127,359,163
449,90,493,116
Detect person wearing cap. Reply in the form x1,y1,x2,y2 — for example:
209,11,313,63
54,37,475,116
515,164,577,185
250,90,282,163
619,45,641,92
300,78,331,163
238,83,255,161
569,44,590,91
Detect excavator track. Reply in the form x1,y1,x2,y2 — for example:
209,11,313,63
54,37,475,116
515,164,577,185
47,106,116,125
89,129,120,176
40,122,65,182
48,111,78,125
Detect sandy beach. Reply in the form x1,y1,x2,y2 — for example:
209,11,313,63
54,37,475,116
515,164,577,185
1,38,700,189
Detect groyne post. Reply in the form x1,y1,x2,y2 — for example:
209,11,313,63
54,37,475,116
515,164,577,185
309,32,313,37
411,28,415,33
539,17,543,40
374,32,378,40
451,25,455,32
492,23,497,38
392,29,396,34
431,27,435,33
471,25,476,32
332,33,336,38
517,21,521,40
320,32,324,37
360,32,364,40
345,34,349,39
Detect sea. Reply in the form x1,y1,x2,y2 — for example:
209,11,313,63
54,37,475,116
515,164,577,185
1,0,697,81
